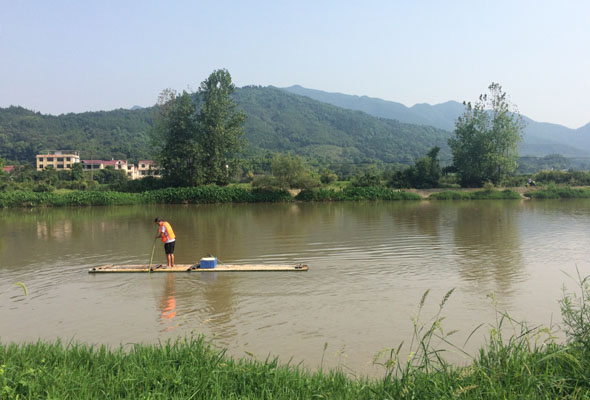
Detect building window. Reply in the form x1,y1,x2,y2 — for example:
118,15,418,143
66,157,70,161
57,157,64,162
47,157,54,162
57,164,64,169
66,164,71,168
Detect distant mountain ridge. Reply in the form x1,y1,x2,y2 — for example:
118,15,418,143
282,85,590,157
283,85,463,131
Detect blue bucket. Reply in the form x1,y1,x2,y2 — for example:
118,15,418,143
199,257,217,269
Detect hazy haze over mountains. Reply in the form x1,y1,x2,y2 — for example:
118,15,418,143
282,85,590,157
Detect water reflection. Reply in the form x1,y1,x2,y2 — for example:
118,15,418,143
158,274,177,330
451,201,525,295
195,274,238,343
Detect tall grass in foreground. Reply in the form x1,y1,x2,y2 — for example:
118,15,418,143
2,277,590,399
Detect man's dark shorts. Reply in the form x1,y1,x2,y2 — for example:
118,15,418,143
164,241,175,254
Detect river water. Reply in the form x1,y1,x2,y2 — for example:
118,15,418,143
1,200,590,377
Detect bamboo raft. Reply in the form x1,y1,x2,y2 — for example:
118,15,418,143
89,263,308,273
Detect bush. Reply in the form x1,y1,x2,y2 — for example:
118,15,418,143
32,183,55,192
533,170,590,186
251,175,281,190
350,168,383,188
121,176,167,192
320,170,338,185
429,189,521,200
438,174,460,189
502,175,527,187
139,185,292,204
385,170,410,189
296,187,421,201
526,186,590,199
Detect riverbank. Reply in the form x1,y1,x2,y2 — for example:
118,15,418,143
0,185,588,208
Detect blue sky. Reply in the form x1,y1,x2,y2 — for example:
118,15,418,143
1,0,588,128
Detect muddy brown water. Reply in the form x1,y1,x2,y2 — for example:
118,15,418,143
1,200,590,377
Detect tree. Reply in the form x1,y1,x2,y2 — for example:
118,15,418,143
409,146,441,188
350,165,383,187
154,69,246,187
269,153,319,189
70,162,84,181
154,90,203,187
93,166,128,186
196,69,246,185
448,83,524,187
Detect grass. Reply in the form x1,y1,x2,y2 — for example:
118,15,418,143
3,277,590,399
526,185,590,199
429,188,522,200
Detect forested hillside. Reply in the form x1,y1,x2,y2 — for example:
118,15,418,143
282,85,590,157
0,106,155,162
0,87,451,165
234,86,451,164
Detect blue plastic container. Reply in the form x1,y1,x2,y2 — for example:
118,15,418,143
199,257,217,269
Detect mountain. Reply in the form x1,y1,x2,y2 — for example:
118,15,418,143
0,87,451,165
283,85,462,131
0,106,156,163
233,86,451,163
4,85,584,167
282,85,590,157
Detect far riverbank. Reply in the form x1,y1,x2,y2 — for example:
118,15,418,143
0,184,588,208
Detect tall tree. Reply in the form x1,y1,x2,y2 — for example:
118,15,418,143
197,69,246,185
449,83,524,187
154,70,246,186
153,90,203,187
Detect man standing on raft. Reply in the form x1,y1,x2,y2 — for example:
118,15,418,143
155,217,176,268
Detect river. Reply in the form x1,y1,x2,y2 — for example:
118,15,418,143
1,200,590,377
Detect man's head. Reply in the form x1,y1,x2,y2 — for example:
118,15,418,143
154,217,162,224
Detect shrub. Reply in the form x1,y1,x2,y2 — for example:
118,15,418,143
32,183,55,192
350,168,383,188
526,186,590,199
252,175,281,190
320,170,338,185
296,187,421,201
429,189,521,200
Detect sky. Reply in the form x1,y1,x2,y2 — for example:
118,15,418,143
1,0,589,129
